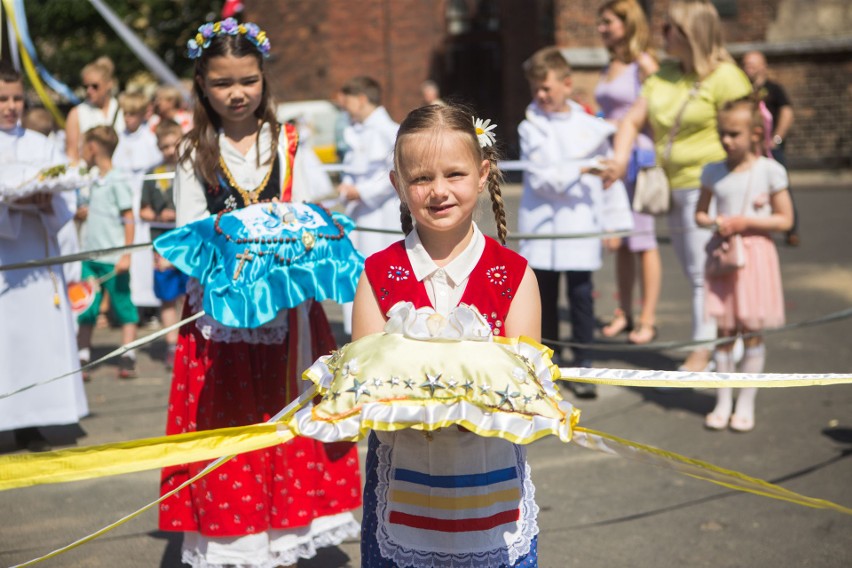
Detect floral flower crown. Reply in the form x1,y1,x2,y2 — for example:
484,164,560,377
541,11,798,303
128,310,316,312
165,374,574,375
187,18,271,60
473,117,496,148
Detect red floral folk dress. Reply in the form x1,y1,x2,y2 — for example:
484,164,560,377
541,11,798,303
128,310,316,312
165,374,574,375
159,124,361,562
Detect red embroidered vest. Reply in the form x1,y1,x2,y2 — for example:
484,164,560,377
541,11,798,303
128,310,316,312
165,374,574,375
364,236,528,336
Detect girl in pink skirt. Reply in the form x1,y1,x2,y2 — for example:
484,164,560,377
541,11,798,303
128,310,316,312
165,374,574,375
695,98,794,433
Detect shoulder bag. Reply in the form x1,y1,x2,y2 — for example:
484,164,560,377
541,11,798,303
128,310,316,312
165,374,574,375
705,164,754,277
633,81,700,216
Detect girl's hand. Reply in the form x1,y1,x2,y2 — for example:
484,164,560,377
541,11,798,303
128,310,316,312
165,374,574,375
75,206,89,221
716,215,748,237
598,158,627,189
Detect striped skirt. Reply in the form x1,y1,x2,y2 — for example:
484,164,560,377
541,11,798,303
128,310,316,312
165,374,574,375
361,430,539,568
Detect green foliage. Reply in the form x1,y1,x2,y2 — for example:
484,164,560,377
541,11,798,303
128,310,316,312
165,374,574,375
23,0,223,89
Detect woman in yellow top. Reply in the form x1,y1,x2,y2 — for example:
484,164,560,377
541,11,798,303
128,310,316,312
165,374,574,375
602,0,752,373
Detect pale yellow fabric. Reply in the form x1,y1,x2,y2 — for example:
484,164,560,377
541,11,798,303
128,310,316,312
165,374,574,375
642,61,752,190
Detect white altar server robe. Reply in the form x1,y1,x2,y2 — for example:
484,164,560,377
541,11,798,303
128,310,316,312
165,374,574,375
518,101,633,272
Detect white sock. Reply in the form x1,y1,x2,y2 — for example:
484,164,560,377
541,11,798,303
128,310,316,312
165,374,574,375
122,350,137,361
710,350,735,418
78,348,91,362
734,344,765,421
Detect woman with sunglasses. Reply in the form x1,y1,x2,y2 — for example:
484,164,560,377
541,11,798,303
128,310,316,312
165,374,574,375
600,0,752,373
65,56,125,164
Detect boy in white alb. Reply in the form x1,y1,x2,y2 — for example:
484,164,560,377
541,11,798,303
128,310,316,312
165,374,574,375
0,64,88,451
337,75,400,334
518,47,633,398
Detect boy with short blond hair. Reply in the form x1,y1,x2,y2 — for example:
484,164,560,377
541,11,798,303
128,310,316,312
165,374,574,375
77,125,139,379
518,47,633,398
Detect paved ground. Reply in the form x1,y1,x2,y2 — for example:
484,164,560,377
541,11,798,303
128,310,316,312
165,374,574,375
1,179,851,567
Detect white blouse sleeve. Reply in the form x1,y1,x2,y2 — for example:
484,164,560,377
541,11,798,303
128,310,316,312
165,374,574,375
766,158,789,194
174,149,210,227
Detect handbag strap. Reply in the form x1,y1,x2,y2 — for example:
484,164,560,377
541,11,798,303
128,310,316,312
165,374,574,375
738,159,757,216
663,81,700,162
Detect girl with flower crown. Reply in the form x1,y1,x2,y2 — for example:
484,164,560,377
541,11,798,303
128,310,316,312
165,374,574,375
158,18,361,568
352,103,542,567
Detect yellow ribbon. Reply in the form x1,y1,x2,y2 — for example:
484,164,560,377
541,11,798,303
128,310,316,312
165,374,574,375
559,368,852,389
573,427,852,515
0,422,291,491
4,408,852,566
11,429,296,567
2,0,66,128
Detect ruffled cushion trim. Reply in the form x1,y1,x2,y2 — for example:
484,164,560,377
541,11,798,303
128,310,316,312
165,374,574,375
297,322,578,445
294,396,577,446
373,442,538,568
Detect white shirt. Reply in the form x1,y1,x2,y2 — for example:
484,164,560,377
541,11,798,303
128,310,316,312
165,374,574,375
405,223,485,314
701,156,788,219
518,101,633,271
175,123,329,226
341,106,400,256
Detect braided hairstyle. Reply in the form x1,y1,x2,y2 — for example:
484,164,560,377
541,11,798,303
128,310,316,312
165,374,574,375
393,104,509,244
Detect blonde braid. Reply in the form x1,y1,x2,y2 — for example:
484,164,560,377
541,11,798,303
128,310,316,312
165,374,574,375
400,201,414,236
484,147,507,245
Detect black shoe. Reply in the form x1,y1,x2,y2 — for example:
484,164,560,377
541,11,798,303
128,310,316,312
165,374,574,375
570,382,598,399
14,427,52,452
118,356,137,379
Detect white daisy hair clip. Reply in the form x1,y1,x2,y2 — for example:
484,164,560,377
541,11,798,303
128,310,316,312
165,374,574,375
473,117,497,148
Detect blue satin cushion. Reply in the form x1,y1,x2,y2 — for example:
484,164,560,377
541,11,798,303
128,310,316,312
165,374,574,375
154,202,364,328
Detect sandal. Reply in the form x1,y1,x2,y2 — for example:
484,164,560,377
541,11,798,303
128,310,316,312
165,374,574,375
729,414,755,433
704,411,730,431
628,322,657,345
601,308,633,338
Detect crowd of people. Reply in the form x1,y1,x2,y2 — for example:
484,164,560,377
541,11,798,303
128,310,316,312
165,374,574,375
0,0,802,566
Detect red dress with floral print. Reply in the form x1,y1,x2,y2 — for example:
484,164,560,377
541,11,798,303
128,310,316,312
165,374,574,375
159,123,361,537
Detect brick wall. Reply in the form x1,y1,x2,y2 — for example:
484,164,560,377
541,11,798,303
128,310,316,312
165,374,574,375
245,0,445,123
243,0,850,167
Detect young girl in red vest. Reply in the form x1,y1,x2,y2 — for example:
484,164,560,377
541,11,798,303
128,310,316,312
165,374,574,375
158,18,361,567
352,104,542,567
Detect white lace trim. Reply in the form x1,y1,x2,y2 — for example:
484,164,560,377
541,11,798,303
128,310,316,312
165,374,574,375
373,441,538,567
186,278,289,344
179,514,360,568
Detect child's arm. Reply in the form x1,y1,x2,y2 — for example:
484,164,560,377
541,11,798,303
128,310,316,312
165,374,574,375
139,183,156,221
695,186,716,229
351,273,387,340
503,266,541,341
139,205,156,221
65,107,80,164
600,97,648,188
716,189,794,237
116,209,135,274
519,122,584,196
